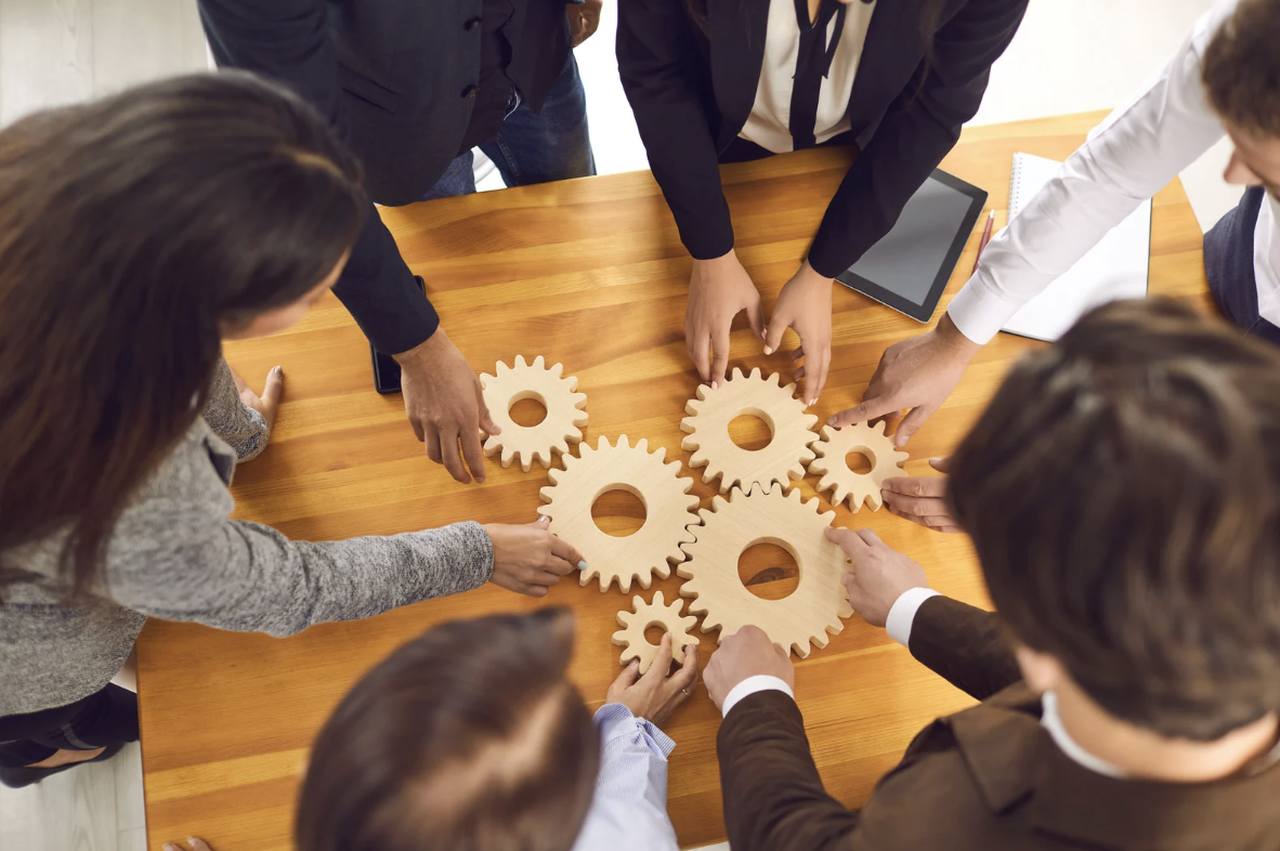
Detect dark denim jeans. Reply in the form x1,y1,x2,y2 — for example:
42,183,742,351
425,54,595,199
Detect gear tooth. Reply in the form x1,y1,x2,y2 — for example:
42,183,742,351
635,437,649,453
767,371,781,385
748,366,762,381
730,366,746,382
679,416,698,433
547,360,562,377
632,594,645,610
514,354,528,369
531,354,545,369
694,384,710,402
651,590,666,607
479,373,493,388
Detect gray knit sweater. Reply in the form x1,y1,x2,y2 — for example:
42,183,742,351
0,359,494,717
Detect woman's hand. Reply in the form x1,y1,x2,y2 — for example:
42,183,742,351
163,839,213,851
825,527,928,627
881,457,961,533
606,633,700,726
483,517,586,597
686,249,764,388
764,260,833,406
231,365,285,433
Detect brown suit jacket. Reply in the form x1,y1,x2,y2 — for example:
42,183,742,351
717,595,1280,850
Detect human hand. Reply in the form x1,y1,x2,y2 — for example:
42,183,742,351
703,625,794,712
397,328,500,484
606,633,700,726
686,249,764,387
231,365,284,433
163,839,213,851
483,516,586,597
764,260,833,406
828,314,980,447
881,457,961,533
567,0,603,46
825,527,928,627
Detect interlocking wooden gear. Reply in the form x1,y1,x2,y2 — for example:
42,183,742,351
479,355,588,471
538,435,700,592
808,421,910,511
611,591,700,674
681,367,819,494
677,483,852,658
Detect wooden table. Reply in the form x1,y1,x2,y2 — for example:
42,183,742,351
137,111,1211,850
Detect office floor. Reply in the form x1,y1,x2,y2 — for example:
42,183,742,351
0,1,1225,848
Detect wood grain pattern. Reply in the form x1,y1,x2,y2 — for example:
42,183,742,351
137,111,1211,850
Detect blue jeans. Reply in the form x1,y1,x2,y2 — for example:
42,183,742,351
425,54,595,199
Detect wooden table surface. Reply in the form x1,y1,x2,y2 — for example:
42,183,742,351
137,111,1211,850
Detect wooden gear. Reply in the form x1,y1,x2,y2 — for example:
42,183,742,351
677,483,852,658
611,591,699,674
808,421,910,511
479,355,588,471
538,435,700,592
681,367,819,493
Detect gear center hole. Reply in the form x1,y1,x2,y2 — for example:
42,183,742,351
729,410,774,452
845,447,875,475
738,541,799,600
509,392,548,427
643,622,668,646
591,487,647,538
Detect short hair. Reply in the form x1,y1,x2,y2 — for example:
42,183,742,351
295,609,600,851
1203,0,1280,137
949,298,1280,740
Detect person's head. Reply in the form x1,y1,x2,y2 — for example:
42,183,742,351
948,298,1280,742
0,71,366,593
295,609,600,851
1203,0,1280,197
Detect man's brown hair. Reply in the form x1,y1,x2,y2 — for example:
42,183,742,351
949,298,1280,740
295,608,600,851
1203,0,1280,137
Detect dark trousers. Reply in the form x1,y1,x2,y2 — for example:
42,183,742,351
0,685,139,767
1205,186,1280,344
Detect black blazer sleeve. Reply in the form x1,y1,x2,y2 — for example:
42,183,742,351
806,0,1029,277
907,595,1022,702
718,691,859,851
616,0,736,261
198,0,440,354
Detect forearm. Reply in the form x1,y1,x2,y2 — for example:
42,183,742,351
890,593,1021,701
203,358,269,461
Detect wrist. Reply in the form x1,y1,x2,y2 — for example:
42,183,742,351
392,327,448,367
799,258,835,286
692,247,738,269
933,314,982,358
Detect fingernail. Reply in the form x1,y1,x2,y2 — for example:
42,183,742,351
577,560,588,570
763,345,775,355
712,380,719,389
807,398,816,406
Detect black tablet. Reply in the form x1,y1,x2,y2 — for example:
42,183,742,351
835,168,988,323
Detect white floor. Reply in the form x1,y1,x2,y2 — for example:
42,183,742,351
0,1,1225,849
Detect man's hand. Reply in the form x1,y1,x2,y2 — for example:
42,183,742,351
396,328,500,484
483,516,586,597
163,839,213,851
764,260,833,406
606,633,700,726
231,365,285,433
703,625,794,712
881,457,961,533
567,0,603,46
828,314,980,447
826,527,928,627
686,249,765,388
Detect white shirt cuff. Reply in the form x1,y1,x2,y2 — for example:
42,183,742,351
720,674,794,718
946,269,1024,345
885,587,941,648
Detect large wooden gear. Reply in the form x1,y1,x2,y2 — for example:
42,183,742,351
677,484,852,658
611,591,699,674
680,367,819,493
538,435,700,593
479,355,588,471
808,422,910,511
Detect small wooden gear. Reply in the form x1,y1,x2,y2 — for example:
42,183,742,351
808,422,910,511
681,367,819,494
479,355,587,471
611,591,699,674
678,483,852,658
538,435,700,592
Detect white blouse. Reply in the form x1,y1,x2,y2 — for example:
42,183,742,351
739,0,876,153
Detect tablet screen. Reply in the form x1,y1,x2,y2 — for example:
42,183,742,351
835,169,987,323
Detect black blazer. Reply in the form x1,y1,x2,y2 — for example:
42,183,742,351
618,0,1028,278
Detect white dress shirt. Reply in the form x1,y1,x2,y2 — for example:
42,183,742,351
948,0,1279,343
739,0,875,153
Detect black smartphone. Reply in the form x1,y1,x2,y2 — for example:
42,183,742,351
371,276,426,394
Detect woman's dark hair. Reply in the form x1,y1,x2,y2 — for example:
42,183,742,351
0,71,367,595
295,608,601,851
949,298,1280,740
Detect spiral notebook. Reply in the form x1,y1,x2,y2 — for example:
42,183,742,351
1001,153,1152,341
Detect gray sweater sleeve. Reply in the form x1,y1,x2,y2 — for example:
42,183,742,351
99,430,495,636
203,357,270,462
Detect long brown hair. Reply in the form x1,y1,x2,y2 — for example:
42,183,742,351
296,609,601,851
0,72,367,594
